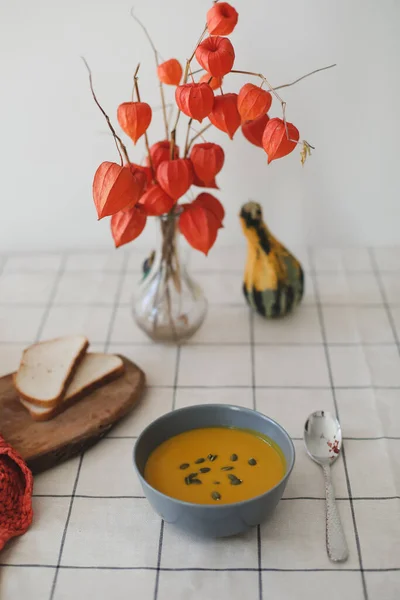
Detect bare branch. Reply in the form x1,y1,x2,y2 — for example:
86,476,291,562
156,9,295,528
191,67,204,76
133,62,141,78
186,123,212,155
184,118,193,156
186,25,208,74
131,9,169,139
169,1,221,158
82,57,130,165
133,63,155,178
274,64,337,91
153,102,174,112
230,63,336,150
231,69,285,104
169,105,182,159
130,8,159,62
159,83,169,139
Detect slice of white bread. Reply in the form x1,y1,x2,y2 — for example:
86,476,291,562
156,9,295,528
14,335,89,408
19,353,124,421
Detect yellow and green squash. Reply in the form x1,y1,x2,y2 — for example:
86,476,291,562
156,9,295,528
239,201,304,318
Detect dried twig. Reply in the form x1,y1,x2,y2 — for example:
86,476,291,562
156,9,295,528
131,8,159,58
170,0,221,158
231,63,336,148
131,9,169,139
185,123,212,156
82,57,130,165
184,26,208,83
170,93,183,158
274,64,336,91
184,118,193,156
169,128,177,159
159,84,169,139
167,104,174,129
133,63,155,178
191,68,204,77
170,54,200,157
153,102,174,112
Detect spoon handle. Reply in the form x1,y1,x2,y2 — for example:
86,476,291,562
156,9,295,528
322,464,349,562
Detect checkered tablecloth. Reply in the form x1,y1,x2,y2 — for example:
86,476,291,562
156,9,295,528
0,246,399,600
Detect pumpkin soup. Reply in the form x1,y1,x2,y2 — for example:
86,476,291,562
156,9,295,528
144,427,285,504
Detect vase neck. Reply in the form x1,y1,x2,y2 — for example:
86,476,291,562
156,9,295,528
158,214,179,263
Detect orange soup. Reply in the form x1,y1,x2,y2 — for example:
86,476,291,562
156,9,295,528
144,427,286,505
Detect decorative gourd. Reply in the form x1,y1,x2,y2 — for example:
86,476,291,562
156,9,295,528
239,201,304,318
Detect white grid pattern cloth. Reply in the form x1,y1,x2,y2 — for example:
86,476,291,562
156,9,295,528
0,246,399,600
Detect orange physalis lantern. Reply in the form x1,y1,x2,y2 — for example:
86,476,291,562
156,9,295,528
195,36,235,78
157,159,194,200
194,192,225,226
147,140,179,170
208,93,241,139
117,102,152,144
120,166,147,211
128,163,153,188
179,203,220,255
199,73,223,91
262,117,300,164
93,162,142,220
207,2,239,36
111,205,147,248
193,172,219,189
157,59,183,86
241,114,270,147
237,83,272,122
138,184,175,216
190,143,225,185
175,83,214,122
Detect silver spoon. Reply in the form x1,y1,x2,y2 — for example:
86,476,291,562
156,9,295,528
303,410,349,562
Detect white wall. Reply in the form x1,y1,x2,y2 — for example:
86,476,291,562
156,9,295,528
0,0,399,252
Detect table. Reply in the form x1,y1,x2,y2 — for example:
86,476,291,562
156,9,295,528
0,246,399,600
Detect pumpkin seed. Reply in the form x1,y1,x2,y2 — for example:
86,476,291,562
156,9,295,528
211,491,221,501
208,454,218,462
179,463,190,470
184,472,199,484
228,474,242,486
221,466,234,471
230,454,238,462
199,467,211,473
185,471,202,485
248,458,257,466
195,458,205,464
231,478,243,486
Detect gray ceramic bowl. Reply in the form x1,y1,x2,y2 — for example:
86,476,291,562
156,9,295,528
133,404,295,537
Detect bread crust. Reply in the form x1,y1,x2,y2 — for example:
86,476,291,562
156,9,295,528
20,362,125,421
14,337,89,407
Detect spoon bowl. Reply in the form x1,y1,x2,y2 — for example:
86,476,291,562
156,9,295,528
304,410,343,466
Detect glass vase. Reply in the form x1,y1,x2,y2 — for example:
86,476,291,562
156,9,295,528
132,214,208,343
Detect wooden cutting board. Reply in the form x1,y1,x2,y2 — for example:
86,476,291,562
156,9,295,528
0,355,145,474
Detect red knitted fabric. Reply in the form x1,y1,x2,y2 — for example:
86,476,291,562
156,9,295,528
0,435,33,551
